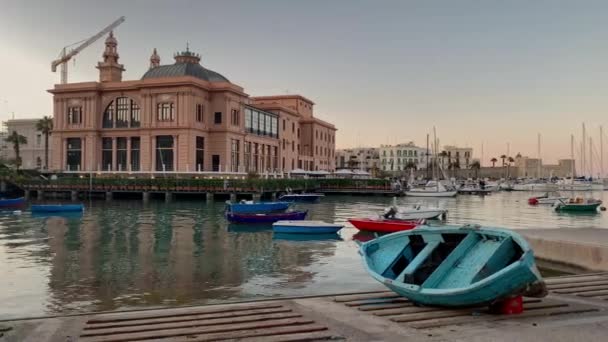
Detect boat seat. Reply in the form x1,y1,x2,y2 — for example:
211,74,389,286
397,240,441,284
367,236,411,278
422,233,513,289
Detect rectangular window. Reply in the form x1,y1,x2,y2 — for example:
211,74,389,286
265,115,272,136
283,119,286,131
245,108,252,132
196,104,204,123
36,134,41,146
66,138,81,171
231,139,240,172
67,107,82,125
212,154,220,172
116,137,127,171
292,122,295,133
131,137,140,171
231,109,240,126
273,146,278,171
253,143,259,172
266,145,271,171
156,103,174,121
252,110,259,134
272,117,278,138
297,128,300,138
244,142,251,172
116,97,129,128
102,137,113,171
155,135,174,171
214,112,222,124
196,136,204,171
131,101,140,127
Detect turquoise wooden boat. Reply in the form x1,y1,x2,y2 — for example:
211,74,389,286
554,198,602,212
31,204,84,213
359,225,547,307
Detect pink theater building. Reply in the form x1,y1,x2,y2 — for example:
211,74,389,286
49,33,336,174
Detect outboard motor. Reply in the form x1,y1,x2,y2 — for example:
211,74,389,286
383,206,397,219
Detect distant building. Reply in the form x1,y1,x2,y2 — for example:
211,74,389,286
335,147,379,171
514,155,575,178
3,118,50,169
0,130,9,162
379,143,429,173
443,145,474,168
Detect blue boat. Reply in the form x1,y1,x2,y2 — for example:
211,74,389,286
225,210,307,224
272,220,343,234
278,193,324,203
31,204,84,213
0,197,25,207
225,201,290,214
273,232,342,242
359,225,547,307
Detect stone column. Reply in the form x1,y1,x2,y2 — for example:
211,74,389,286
173,135,178,171
126,137,132,172
151,136,156,172
111,137,117,171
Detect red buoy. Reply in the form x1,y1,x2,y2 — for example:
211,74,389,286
489,295,524,315
528,197,539,205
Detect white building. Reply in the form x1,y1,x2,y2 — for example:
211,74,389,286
335,147,379,171
3,118,51,170
443,145,474,169
379,142,429,172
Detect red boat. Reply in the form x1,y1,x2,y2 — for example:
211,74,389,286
348,218,422,233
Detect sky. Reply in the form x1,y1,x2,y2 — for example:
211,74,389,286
1,0,608,168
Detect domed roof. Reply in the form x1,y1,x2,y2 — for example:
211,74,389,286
141,48,229,83
142,63,230,83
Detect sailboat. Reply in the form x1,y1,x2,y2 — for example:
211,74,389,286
405,128,457,197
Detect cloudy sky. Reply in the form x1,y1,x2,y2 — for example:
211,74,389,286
1,0,608,168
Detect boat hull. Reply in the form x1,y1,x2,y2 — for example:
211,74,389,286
31,204,84,212
404,191,457,197
555,203,601,212
272,221,342,234
359,226,547,307
226,211,307,223
394,209,446,220
0,197,25,207
226,202,290,214
348,218,419,233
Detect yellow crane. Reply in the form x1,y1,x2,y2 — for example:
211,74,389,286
51,16,125,84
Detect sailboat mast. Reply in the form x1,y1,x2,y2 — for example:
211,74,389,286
433,126,437,183
537,133,541,179
589,137,593,178
571,134,575,177
426,134,430,179
582,123,586,176
601,126,604,178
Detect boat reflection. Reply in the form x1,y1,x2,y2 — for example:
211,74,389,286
227,223,272,233
272,232,342,242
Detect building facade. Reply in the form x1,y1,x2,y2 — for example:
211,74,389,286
379,143,429,172
49,33,336,173
443,145,474,168
514,155,575,178
335,147,379,171
3,118,50,169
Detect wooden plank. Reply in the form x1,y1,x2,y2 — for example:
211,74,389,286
86,303,284,324
545,275,608,285
162,324,328,342
548,280,608,290
79,318,315,342
574,289,608,297
391,309,475,323
84,307,293,330
81,313,303,337
333,291,397,303
344,297,409,307
358,302,414,312
371,299,542,317
238,331,340,342
554,284,608,294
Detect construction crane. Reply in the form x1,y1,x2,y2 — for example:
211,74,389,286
51,16,126,84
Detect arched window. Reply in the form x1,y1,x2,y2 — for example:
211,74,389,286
103,97,140,128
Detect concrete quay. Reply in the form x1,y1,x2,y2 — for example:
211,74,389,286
521,228,608,272
2,273,608,342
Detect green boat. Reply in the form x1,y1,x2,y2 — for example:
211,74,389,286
554,198,602,212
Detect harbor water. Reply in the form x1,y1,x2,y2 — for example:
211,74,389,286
1,191,607,319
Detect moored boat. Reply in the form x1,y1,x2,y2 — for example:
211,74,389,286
359,225,547,307
553,198,602,212
528,192,569,205
226,210,307,223
31,204,84,212
383,205,446,220
405,181,457,197
272,220,342,234
0,197,25,208
225,201,290,214
348,218,421,233
278,193,324,203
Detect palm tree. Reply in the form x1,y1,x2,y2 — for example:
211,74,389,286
36,116,53,170
506,156,515,178
5,131,27,168
500,154,507,166
470,160,481,179
490,157,497,167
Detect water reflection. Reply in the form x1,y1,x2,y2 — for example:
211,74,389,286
2,191,608,318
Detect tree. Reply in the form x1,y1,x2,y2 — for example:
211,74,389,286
470,160,481,179
347,157,357,170
506,156,515,179
5,131,27,169
36,116,53,170
490,157,497,167
500,154,507,166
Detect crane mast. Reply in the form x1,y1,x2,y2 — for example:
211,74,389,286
51,16,125,84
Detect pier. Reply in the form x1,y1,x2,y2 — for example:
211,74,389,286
3,273,608,341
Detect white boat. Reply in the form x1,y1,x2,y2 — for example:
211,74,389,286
556,178,603,191
405,181,457,197
383,204,447,220
528,192,569,205
511,181,558,192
